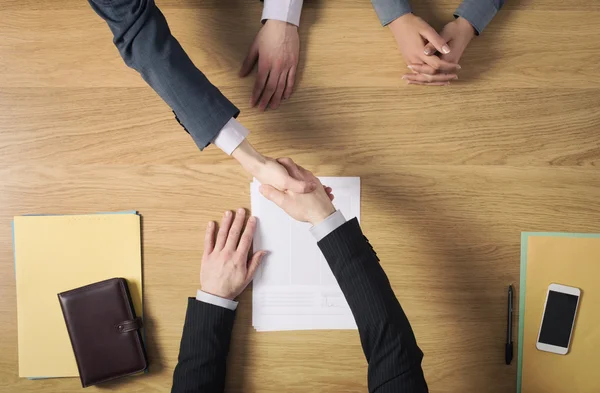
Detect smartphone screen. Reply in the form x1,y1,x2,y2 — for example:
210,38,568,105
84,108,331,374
538,290,579,347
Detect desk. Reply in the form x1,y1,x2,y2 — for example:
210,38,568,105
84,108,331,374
1,0,600,392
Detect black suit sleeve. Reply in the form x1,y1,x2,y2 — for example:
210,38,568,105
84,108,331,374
171,298,236,393
88,0,239,151
317,218,428,393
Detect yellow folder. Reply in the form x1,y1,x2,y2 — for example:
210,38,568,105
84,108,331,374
518,233,600,393
13,213,143,378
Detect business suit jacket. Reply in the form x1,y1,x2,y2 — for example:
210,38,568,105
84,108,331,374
89,0,239,151
171,218,428,393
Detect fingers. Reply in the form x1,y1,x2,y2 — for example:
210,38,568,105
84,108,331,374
276,157,302,178
323,185,334,201
276,157,317,193
407,64,438,75
215,210,233,250
203,221,216,255
269,70,289,110
245,250,267,283
284,174,316,193
407,81,451,86
283,65,296,100
421,26,450,55
240,41,259,77
259,184,288,207
402,73,457,83
225,208,246,250
237,216,257,256
420,55,461,73
258,69,280,111
251,62,269,107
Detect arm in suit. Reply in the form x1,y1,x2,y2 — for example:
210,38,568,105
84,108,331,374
454,0,505,34
318,218,428,393
88,0,239,151
171,210,266,393
370,0,413,26
171,298,236,393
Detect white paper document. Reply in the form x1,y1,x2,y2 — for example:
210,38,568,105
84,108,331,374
251,177,360,332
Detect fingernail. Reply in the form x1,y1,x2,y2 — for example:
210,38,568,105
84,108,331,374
401,75,407,80
262,251,270,257
225,210,231,217
424,48,432,55
407,65,414,70
248,216,256,223
207,221,214,228
442,45,451,54
457,64,462,70
454,76,459,80
237,208,245,214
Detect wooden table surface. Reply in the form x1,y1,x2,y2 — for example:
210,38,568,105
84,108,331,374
1,0,599,392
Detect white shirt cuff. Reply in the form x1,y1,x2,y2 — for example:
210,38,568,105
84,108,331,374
262,0,303,26
211,118,249,155
309,210,346,241
196,289,238,310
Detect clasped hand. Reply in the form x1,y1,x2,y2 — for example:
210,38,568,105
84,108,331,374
200,160,336,300
390,14,475,86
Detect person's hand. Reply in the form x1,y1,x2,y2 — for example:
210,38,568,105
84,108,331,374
389,13,460,84
253,156,318,193
258,158,336,225
200,209,266,300
232,140,317,193
240,19,299,111
403,17,475,86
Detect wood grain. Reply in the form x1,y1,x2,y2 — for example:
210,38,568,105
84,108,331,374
1,0,600,392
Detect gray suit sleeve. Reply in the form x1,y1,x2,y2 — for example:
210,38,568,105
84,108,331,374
455,0,505,35
371,0,413,26
88,0,239,151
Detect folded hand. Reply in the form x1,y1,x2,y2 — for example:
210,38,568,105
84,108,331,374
403,17,475,86
389,13,461,85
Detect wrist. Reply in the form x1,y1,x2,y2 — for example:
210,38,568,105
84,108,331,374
232,139,266,175
455,17,476,38
309,204,336,226
265,19,298,30
200,287,235,301
389,12,413,29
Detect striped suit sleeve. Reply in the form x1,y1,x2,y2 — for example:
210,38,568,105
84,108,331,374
171,298,236,393
318,218,428,393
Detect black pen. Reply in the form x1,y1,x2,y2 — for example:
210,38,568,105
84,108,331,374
505,284,514,365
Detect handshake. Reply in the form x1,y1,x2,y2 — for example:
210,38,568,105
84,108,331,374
390,13,476,86
200,157,336,300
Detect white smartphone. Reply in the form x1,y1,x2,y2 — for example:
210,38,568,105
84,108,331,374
536,283,581,355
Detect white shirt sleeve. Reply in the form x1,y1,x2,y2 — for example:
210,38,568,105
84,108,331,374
196,289,238,310
262,0,304,27
211,118,249,155
309,210,347,241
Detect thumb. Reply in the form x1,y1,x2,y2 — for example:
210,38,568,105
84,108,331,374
239,42,259,77
259,184,288,207
246,250,267,282
421,26,450,55
423,42,437,56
